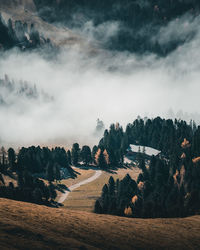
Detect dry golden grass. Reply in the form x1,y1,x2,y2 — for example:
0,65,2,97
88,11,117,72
0,198,199,250
62,169,96,187
64,167,141,212
56,169,95,201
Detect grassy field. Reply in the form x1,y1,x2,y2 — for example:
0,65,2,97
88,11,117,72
63,166,141,212
0,198,199,250
56,168,96,201
2,166,141,213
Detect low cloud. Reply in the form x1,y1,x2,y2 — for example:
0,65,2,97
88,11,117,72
1,13,200,147
152,14,199,45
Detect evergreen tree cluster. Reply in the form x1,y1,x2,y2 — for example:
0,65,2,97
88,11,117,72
0,145,75,206
98,117,196,166
0,14,52,51
34,0,200,55
17,146,73,178
98,123,128,168
0,171,57,205
95,120,200,218
125,117,195,156
0,142,112,205
71,142,109,169
95,175,138,215
0,75,53,106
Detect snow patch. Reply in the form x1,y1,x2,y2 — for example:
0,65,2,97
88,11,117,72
128,144,161,156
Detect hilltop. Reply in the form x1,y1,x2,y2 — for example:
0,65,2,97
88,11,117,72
0,198,199,250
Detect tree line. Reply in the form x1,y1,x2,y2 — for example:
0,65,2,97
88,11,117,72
0,14,52,51
0,75,53,106
0,141,114,205
0,116,200,212
95,117,200,218
98,117,197,166
0,146,75,206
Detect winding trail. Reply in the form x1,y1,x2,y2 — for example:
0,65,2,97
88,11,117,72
58,170,102,203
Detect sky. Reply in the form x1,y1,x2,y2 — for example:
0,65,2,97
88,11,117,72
0,13,200,148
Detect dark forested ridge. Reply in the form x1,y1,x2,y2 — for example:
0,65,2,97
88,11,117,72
98,117,196,167
0,14,52,51
1,1,200,54
34,0,200,55
0,146,74,206
95,117,200,218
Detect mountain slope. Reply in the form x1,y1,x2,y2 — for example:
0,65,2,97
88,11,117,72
0,1,84,49
0,198,199,250
34,0,200,55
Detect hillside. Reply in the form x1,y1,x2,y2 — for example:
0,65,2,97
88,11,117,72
34,0,200,55
0,0,85,49
59,166,141,212
0,198,199,250
2,0,200,55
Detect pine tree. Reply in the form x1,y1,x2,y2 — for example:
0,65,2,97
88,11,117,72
8,148,16,171
46,162,55,183
72,143,80,166
108,176,115,196
17,171,24,188
95,149,107,169
55,163,61,183
94,200,102,213
33,188,42,203
67,150,72,165
103,149,109,165
49,183,57,200
92,145,98,163
81,146,92,166
43,185,50,202
102,184,108,198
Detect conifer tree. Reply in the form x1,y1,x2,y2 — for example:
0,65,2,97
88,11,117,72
92,145,98,163
67,150,72,165
46,162,55,183
72,143,80,166
95,148,107,169
8,148,16,171
108,176,115,196
55,163,61,183
94,200,103,214
81,145,92,166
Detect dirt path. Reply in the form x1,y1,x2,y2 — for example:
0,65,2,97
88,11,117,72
58,170,102,203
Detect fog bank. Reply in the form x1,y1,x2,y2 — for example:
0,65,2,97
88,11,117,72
1,14,200,147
